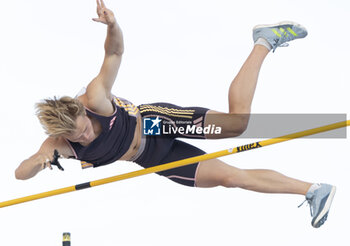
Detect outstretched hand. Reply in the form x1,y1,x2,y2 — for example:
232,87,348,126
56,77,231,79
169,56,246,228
92,0,116,26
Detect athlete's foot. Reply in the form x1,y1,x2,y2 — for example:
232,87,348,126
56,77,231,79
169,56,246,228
253,21,308,52
298,183,336,228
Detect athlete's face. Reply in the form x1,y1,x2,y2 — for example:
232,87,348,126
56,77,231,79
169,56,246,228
65,115,96,145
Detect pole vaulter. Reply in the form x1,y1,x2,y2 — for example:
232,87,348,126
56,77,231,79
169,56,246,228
0,120,348,208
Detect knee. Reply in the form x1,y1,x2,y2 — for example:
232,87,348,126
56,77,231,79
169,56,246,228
222,114,249,137
221,176,238,188
221,169,249,188
234,115,249,136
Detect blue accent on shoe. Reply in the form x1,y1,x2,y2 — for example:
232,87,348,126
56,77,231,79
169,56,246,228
299,183,336,228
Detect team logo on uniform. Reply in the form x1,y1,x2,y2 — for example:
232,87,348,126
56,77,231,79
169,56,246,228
143,117,162,135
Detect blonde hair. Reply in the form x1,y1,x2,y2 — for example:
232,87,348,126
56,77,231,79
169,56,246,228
36,96,85,136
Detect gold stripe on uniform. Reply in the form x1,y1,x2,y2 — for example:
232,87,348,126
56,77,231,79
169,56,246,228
139,105,195,116
139,108,194,119
114,98,139,116
81,161,94,169
139,104,195,113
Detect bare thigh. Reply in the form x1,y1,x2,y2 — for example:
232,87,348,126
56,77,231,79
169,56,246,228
195,158,243,188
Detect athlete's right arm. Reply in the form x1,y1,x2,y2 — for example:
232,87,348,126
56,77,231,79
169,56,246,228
15,137,74,180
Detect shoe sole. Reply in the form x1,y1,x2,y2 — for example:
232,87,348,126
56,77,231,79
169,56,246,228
253,21,307,32
312,186,337,228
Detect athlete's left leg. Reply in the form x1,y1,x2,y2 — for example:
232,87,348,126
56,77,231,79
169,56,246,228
195,158,336,228
195,158,311,194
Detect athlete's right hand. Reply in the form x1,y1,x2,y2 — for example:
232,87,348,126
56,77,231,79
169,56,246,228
35,153,54,170
16,151,55,180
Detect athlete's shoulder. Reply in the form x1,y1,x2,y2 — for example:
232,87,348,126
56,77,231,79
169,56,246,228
77,90,115,117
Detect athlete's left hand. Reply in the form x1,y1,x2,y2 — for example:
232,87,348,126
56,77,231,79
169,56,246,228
92,0,116,27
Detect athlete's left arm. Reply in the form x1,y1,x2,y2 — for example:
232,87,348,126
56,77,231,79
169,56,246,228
85,0,124,115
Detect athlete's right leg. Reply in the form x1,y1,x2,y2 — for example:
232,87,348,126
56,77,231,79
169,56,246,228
228,45,270,115
204,22,308,139
204,44,269,139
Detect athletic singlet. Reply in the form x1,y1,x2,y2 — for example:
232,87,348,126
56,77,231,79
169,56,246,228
67,97,139,168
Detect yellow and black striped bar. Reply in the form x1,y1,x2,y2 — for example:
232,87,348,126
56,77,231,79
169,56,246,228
0,120,348,208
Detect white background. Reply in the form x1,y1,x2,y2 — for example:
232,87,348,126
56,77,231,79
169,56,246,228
0,0,349,245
